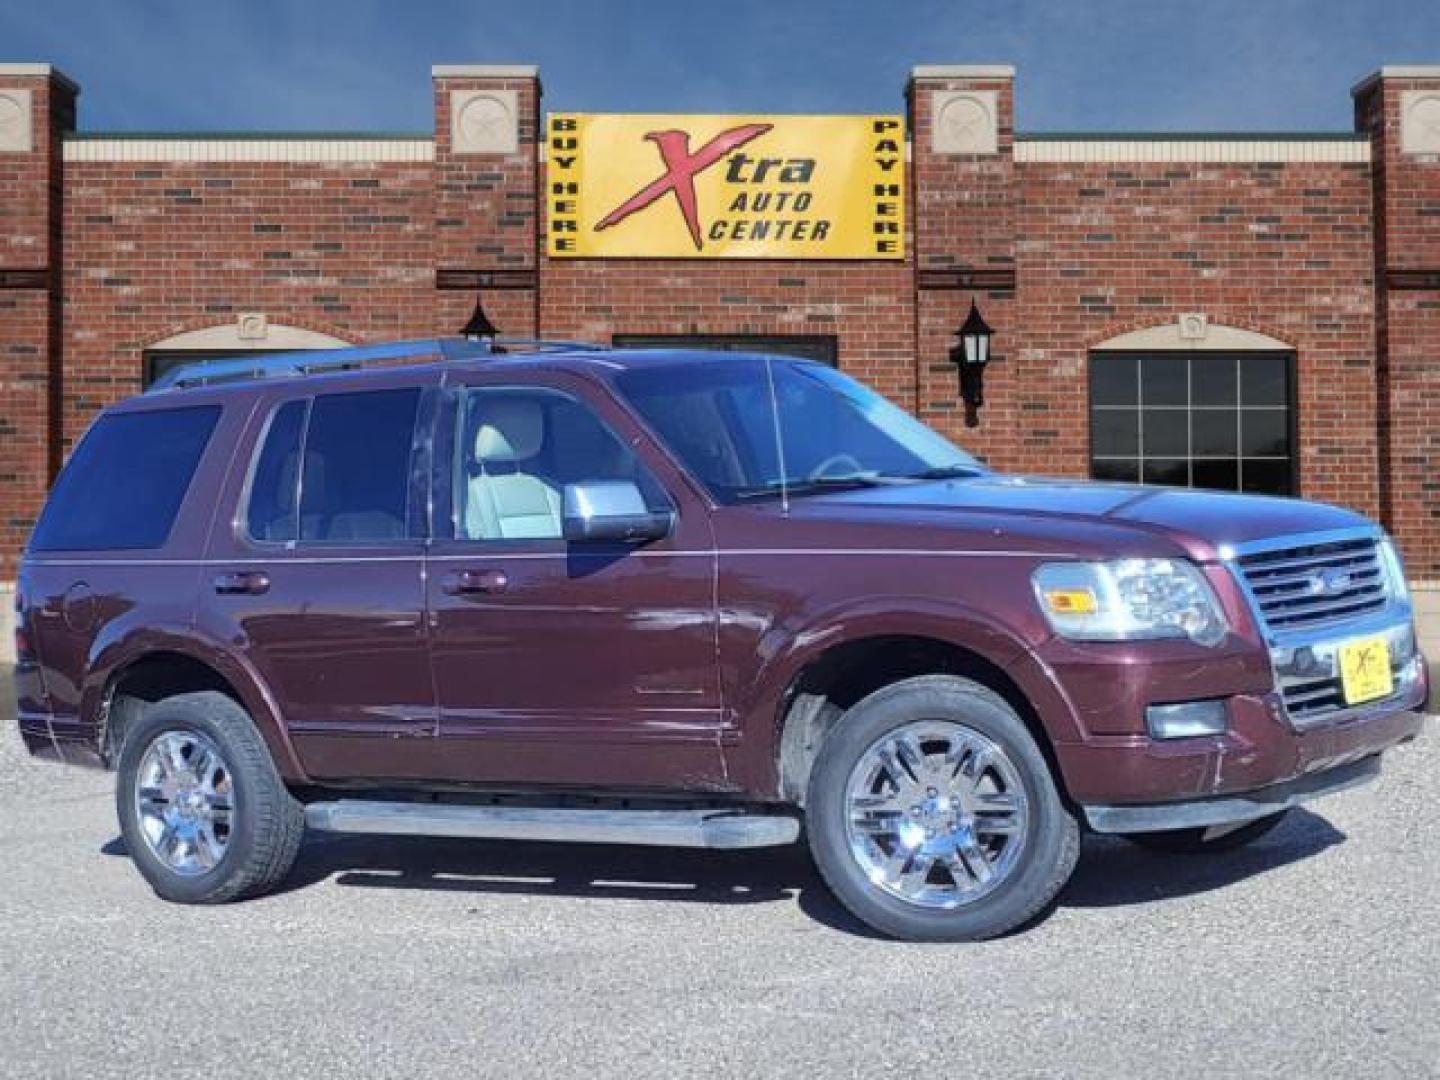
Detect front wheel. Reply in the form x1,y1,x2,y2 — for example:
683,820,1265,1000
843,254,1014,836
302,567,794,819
116,691,304,904
805,675,1079,942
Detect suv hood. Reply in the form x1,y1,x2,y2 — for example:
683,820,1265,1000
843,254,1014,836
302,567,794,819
805,475,1375,559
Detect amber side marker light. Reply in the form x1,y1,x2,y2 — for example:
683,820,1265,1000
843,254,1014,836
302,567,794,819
1042,589,1098,616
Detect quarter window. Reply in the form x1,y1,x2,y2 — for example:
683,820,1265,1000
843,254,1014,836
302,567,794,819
1089,352,1294,497
30,405,221,552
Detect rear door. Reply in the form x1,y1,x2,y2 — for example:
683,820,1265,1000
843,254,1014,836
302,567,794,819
199,369,444,780
422,370,729,790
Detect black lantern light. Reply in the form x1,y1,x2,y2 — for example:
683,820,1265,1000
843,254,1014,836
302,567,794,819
948,299,994,428
459,293,500,342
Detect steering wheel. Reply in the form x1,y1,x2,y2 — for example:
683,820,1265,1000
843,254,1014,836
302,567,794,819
807,453,865,481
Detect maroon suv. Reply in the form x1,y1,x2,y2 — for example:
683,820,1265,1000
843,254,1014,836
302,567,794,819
13,339,1429,940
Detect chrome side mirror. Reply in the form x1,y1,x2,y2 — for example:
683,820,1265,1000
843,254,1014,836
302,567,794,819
562,480,673,543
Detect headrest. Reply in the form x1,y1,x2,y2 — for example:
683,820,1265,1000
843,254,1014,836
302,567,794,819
474,398,545,463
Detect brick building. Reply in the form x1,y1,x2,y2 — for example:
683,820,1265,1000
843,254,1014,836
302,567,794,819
1,60,1439,593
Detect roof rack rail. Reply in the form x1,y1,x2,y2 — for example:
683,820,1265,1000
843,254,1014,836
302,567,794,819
146,337,607,393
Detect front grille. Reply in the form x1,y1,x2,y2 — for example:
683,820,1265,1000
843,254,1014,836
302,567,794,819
1236,536,1388,632
1280,674,1348,723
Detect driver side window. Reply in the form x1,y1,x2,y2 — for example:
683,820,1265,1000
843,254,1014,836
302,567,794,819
454,387,670,542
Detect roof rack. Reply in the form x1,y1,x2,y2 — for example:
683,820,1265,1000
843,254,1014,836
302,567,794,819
146,337,607,393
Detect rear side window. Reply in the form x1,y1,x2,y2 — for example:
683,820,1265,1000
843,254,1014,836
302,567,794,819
31,405,221,552
246,389,421,544
246,400,307,542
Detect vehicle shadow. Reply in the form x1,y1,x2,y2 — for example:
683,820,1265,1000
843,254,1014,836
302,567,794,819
100,807,1345,938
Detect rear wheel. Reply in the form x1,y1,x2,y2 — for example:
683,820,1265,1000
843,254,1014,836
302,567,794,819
805,675,1079,942
116,691,304,903
1122,810,1290,854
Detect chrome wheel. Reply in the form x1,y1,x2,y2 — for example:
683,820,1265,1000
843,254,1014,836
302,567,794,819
845,720,1029,909
134,730,234,877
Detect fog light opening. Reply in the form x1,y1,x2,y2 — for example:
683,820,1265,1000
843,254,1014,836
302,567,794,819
1146,700,1229,740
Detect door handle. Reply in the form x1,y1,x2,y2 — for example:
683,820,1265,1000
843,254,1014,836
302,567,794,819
213,570,271,596
443,568,509,595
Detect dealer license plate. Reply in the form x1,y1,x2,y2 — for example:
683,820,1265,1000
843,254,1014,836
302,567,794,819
1338,636,1393,706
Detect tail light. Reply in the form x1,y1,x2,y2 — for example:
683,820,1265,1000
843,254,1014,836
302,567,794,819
14,588,35,664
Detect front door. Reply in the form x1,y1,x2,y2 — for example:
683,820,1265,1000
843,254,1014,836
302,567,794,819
200,372,442,780
424,371,727,790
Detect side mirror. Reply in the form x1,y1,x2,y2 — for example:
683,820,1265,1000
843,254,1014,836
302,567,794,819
562,480,673,544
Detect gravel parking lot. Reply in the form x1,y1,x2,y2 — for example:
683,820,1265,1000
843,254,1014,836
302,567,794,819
1,667,1435,1079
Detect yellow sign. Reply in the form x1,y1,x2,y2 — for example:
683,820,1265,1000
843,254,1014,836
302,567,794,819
1339,636,1393,705
547,113,905,259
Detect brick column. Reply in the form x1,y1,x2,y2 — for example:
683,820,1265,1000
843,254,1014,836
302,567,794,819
1355,66,1440,578
908,65,1019,461
430,65,541,338
0,64,76,577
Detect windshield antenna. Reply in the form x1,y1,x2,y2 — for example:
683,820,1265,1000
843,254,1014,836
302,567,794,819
764,356,790,515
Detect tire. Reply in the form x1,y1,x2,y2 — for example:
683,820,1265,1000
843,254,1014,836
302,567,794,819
1122,810,1290,854
805,674,1079,942
115,691,304,904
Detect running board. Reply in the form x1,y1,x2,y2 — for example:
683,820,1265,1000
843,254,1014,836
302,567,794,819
304,800,800,850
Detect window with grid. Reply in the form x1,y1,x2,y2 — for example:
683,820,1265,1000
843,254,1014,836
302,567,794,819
1089,351,1295,497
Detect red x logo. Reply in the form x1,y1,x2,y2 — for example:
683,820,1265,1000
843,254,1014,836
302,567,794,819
595,123,773,251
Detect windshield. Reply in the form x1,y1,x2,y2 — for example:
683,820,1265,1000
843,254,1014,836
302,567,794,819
615,356,985,503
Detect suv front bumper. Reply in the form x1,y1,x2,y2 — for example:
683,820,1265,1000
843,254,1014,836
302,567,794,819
1082,751,1385,834
1052,655,1427,825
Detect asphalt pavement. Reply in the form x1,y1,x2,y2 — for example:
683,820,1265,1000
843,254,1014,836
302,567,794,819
1,667,1435,1079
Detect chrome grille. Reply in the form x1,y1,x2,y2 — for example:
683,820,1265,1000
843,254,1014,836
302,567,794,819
1235,536,1388,631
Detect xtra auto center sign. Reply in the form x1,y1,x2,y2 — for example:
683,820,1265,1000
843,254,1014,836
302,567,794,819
547,114,905,259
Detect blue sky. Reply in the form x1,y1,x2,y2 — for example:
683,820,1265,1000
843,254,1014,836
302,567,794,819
3,0,1437,133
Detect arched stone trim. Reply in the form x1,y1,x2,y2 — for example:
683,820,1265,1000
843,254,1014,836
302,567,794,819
1092,322,1294,352
145,322,352,352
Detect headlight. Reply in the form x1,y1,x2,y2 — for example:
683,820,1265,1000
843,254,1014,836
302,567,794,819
1378,535,1411,604
1033,558,1229,646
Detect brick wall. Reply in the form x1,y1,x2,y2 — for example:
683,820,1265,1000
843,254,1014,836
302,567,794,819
1,61,1437,580
1357,71,1440,578
910,70,1018,452
0,68,73,576
60,156,438,446
432,69,540,337
1010,156,1378,514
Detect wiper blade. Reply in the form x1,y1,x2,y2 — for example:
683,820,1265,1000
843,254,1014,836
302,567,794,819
898,465,984,480
734,475,888,500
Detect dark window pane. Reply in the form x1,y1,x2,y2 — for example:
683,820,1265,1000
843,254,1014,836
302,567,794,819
300,389,420,543
1242,459,1293,496
1090,354,1138,407
1091,458,1139,483
31,405,220,551
246,401,306,542
1191,356,1238,408
1191,410,1237,457
1242,410,1290,457
1140,356,1187,406
1240,355,1289,407
1142,409,1189,457
1192,458,1240,492
1091,410,1139,457
1090,350,1293,500
1142,458,1189,486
